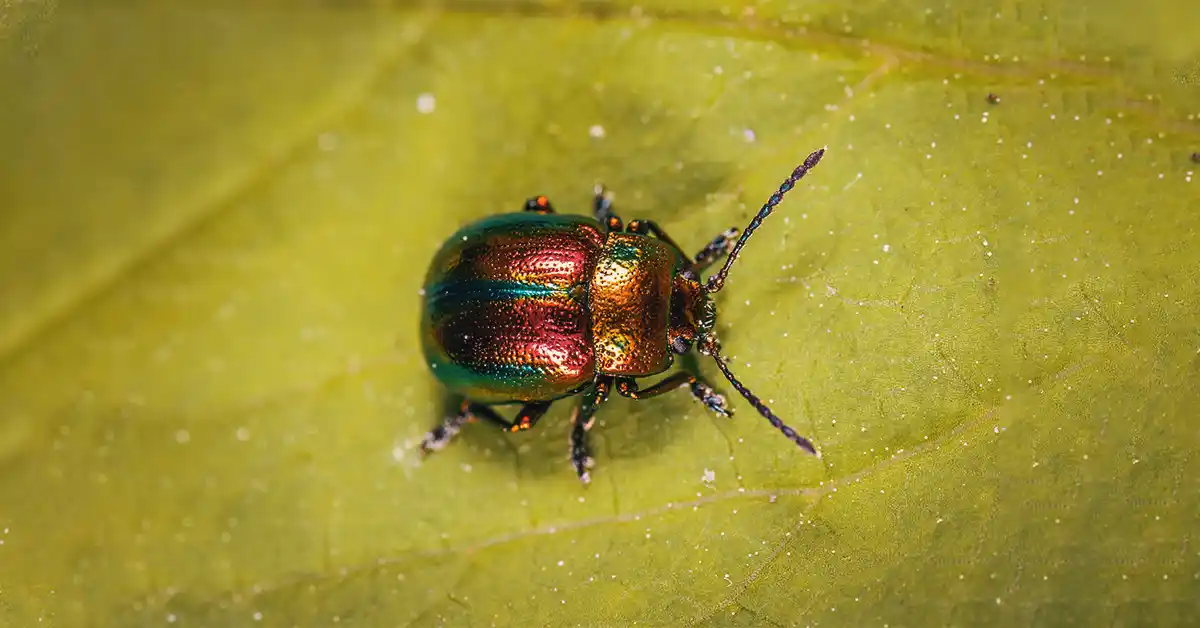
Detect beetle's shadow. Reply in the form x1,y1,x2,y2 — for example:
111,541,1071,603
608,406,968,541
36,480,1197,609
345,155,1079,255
427,355,715,481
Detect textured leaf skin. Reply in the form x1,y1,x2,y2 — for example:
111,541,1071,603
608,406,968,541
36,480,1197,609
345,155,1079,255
0,1,1197,627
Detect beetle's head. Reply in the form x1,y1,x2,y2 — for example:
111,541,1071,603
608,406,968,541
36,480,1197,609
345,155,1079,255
667,271,714,356
679,148,827,457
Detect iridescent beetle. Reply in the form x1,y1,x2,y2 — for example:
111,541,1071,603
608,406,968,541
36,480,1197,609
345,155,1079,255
419,149,825,483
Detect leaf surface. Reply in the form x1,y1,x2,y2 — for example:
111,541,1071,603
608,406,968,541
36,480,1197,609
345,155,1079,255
1,2,1197,626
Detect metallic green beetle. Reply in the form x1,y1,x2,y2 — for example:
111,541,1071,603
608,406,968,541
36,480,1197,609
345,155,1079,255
420,149,825,482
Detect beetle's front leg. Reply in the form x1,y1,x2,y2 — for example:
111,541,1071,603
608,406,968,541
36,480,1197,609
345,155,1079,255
616,372,732,417
571,376,612,483
625,219,690,263
420,400,550,454
626,219,738,275
692,227,740,272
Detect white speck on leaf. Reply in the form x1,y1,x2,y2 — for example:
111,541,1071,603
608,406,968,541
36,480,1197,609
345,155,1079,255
416,93,436,114
317,132,338,151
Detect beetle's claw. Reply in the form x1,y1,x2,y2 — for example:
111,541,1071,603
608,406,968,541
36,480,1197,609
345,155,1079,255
707,398,733,418
418,433,444,455
572,455,596,484
419,419,464,455
719,228,739,254
691,381,733,418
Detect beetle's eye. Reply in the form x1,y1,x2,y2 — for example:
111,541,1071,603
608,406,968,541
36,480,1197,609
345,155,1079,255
670,336,692,354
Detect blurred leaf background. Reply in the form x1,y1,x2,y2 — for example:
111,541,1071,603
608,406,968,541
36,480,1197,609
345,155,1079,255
1,0,1198,626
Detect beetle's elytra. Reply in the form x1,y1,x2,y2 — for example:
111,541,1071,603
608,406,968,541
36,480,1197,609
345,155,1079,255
419,149,826,483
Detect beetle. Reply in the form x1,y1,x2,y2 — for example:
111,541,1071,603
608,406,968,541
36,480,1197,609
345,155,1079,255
418,148,826,483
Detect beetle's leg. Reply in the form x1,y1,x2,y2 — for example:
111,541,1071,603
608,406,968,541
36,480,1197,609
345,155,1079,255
571,376,612,483
509,400,553,433
420,399,554,454
625,219,692,263
420,400,507,453
616,372,732,417
593,184,623,233
692,227,740,272
460,400,551,433
523,195,556,214
625,219,738,274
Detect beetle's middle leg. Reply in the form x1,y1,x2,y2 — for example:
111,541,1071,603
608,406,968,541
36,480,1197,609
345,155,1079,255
570,376,612,483
616,372,732,417
592,184,624,233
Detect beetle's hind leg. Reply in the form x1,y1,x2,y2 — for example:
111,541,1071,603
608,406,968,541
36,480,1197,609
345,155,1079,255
421,400,500,453
571,376,612,483
523,195,556,214
510,401,552,432
615,371,732,418
420,400,551,454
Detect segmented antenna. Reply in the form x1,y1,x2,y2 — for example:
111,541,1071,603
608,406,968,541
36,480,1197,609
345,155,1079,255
706,148,826,294
700,148,826,456
711,353,819,456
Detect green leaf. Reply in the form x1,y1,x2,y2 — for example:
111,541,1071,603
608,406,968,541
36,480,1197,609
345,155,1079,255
1,2,1197,626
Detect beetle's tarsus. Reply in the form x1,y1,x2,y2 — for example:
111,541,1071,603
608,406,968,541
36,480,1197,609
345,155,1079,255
693,227,740,271
570,443,595,483
574,453,596,484
569,378,609,484
690,380,732,417
420,416,467,454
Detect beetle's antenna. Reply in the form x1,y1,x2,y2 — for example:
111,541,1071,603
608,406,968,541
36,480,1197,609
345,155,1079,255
706,148,825,294
709,352,819,456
